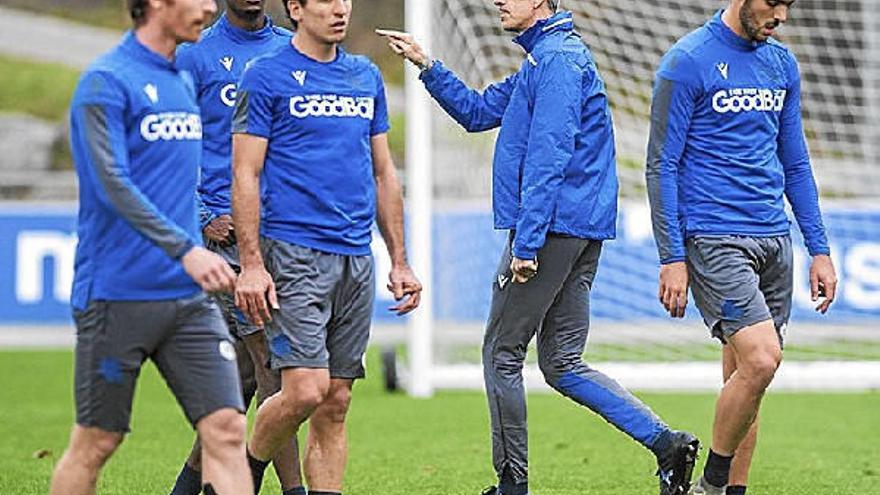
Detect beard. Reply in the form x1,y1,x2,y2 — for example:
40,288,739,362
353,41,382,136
739,0,780,41
227,1,263,23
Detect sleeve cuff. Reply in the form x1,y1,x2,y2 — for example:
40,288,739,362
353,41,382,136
418,60,443,85
660,256,686,264
172,238,196,260
512,246,538,261
370,124,391,136
808,246,831,257
231,128,270,139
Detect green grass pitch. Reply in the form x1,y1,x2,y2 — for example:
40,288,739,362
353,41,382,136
1,350,878,494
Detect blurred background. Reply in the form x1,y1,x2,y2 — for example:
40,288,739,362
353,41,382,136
0,1,878,493
1,0,877,381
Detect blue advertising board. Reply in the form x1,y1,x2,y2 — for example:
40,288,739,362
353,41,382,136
2,202,879,325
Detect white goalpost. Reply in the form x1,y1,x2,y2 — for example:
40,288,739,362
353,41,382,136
404,0,434,398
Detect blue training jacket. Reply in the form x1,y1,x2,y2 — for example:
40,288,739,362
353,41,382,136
69,32,203,310
176,14,291,228
646,11,830,264
420,11,618,260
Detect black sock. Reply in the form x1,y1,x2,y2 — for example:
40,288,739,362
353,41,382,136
169,463,201,495
283,487,307,495
727,485,747,495
247,450,270,493
703,450,733,488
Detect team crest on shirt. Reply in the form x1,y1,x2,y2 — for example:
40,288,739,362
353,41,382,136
716,62,729,80
220,56,234,71
143,83,159,104
291,70,307,86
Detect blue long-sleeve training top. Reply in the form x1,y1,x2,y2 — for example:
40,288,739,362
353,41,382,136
176,14,291,228
420,11,618,260
69,32,203,310
646,10,830,264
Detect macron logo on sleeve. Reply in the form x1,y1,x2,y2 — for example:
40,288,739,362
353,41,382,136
716,62,729,80
220,56,234,72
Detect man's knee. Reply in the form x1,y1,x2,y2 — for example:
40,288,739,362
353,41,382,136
197,409,246,452
740,349,781,389
730,320,782,390
485,346,527,377
313,382,352,425
69,426,124,469
538,351,581,389
276,371,330,418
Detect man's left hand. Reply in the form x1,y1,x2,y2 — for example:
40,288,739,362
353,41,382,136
810,254,837,314
510,256,538,284
203,214,235,246
386,264,422,315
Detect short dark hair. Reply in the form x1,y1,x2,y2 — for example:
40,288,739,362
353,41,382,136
547,0,559,11
128,0,148,26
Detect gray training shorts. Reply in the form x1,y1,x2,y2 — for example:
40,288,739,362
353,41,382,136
73,293,245,433
686,235,793,344
262,237,375,379
205,239,262,338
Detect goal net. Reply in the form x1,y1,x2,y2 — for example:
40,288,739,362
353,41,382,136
397,0,880,395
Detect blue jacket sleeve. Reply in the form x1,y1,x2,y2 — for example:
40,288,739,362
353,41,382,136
646,49,700,264
419,60,515,132
512,53,581,260
778,54,830,256
73,72,196,259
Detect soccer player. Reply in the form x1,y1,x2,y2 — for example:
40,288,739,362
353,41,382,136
231,0,422,493
646,1,838,494
380,1,699,494
170,2,303,494
51,0,253,494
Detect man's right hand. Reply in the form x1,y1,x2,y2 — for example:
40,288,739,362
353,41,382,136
376,29,431,70
659,261,689,318
235,265,278,328
202,214,235,245
182,246,236,293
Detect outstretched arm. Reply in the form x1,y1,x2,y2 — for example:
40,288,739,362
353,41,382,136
379,29,514,132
